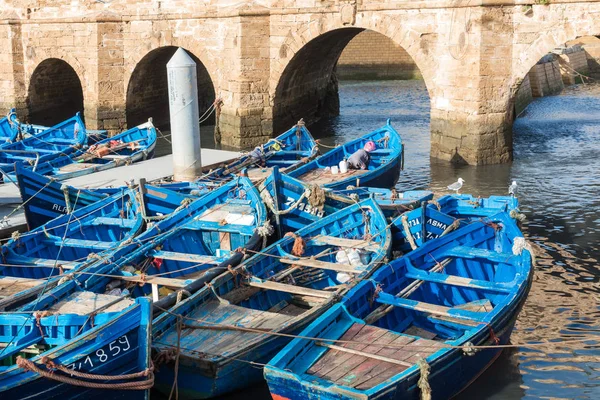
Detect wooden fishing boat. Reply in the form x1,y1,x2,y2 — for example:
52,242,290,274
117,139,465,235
0,188,146,311
14,164,218,229
433,194,519,219
12,120,157,182
28,176,268,314
288,120,403,190
264,211,533,400
205,120,318,184
150,198,391,399
0,113,87,181
0,297,153,399
259,167,432,237
0,109,19,143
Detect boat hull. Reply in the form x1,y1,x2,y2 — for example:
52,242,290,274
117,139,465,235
265,274,532,400
0,299,152,400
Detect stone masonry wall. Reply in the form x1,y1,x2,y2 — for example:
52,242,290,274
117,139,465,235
337,30,421,80
514,74,532,116
559,49,589,85
529,59,564,97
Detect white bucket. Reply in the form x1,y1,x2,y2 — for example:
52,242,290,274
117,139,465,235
339,160,348,174
331,165,339,175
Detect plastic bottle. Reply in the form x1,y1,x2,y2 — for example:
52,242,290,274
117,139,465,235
331,165,339,175
339,159,348,174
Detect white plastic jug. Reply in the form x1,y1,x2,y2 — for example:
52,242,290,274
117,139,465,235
336,250,350,264
336,272,352,283
347,248,362,267
339,160,348,174
331,165,339,174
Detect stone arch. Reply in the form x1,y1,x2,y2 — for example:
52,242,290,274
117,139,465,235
508,16,600,115
270,18,435,133
125,46,216,129
26,58,84,125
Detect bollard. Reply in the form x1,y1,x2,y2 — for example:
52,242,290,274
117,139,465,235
167,48,202,181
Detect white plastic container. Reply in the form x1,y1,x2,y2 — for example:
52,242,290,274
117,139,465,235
336,249,350,264
336,272,352,283
347,248,362,267
339,159,348,174
331,165,339,175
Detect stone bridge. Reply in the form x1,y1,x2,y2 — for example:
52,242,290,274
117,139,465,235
1,0,599,164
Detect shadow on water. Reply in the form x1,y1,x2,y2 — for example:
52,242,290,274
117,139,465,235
157,80,600,399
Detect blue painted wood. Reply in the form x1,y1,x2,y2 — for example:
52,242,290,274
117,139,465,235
0,113,87,180
0,109,19,143
10,120,157,182
151,197,391,399
0,298,152,399
14,163,216,229
288,120,403,190
259,167,433,238
264,211,533,400
203,122,318,182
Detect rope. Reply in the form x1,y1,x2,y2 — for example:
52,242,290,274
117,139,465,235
284,232,305,257
306,184,325,211
417,358,432,400
439,219,461,237
427,200,441,211
16,357,154,390
400,215,417,250
509,209,527,222
61,184,72,214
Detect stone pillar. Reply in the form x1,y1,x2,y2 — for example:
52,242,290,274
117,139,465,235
218,7,272,149
86,20,126,133
0,22,26,116
430,7,513,165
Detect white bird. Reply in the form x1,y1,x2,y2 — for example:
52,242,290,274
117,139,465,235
509,180,517,196
447,178,465,194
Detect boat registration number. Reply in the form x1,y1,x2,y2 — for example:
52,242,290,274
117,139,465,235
284,197,325,218
67,335,131,371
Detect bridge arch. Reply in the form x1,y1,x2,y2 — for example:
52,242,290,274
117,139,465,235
271,18,436,133
26,58,84,126
125,46,216,129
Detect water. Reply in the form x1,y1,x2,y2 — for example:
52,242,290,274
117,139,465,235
313,80,600,399
160,80,600,399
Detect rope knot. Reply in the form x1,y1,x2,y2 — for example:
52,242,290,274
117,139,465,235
285,232,305,256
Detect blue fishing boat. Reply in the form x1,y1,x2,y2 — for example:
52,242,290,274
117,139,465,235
14,164,218,229
151,198,391,399
0,188,145,311
0,109,20,143
288,120,403,190
0,113,87,181
11,120,157,182
432,194,519,219
264,211,533,400
259,167,432,236
21,123,108,144
205,120,318,184
0,297,153,399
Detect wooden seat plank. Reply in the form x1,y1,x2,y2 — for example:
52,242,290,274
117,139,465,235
149,250,221,264
405,269,511,293
308,235,379,252
444,245,515,264
280,257,362,274
247,279,332,299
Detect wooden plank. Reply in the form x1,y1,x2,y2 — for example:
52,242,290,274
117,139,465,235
7,256,79,270
119,275,189,288
444,245,515,264
308,323,366,375
405,269,511,293
403,326,437,340
148,250,221,264
247,280,332,299
0,276,45,287
318,327,391,382
309,235,379,252
220,232,231,251
280,258,362,274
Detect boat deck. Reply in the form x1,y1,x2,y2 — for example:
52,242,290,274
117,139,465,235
296,168,368,186
307,323,441,390
161,299,305,360
0,276,44,299
245,167,273,183
47,291,134,315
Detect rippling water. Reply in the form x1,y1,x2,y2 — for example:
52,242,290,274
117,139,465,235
159,80,600,399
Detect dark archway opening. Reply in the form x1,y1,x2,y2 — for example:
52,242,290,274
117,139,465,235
273,28,364,134
126,46,215,130
27,58,84,126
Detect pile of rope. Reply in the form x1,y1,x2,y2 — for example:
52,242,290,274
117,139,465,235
510,209,527,222
284,232,305,256
16,356,154,390
306,184,326,211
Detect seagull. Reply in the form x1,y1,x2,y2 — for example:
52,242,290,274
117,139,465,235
509,180,517,196
447,178,465,194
